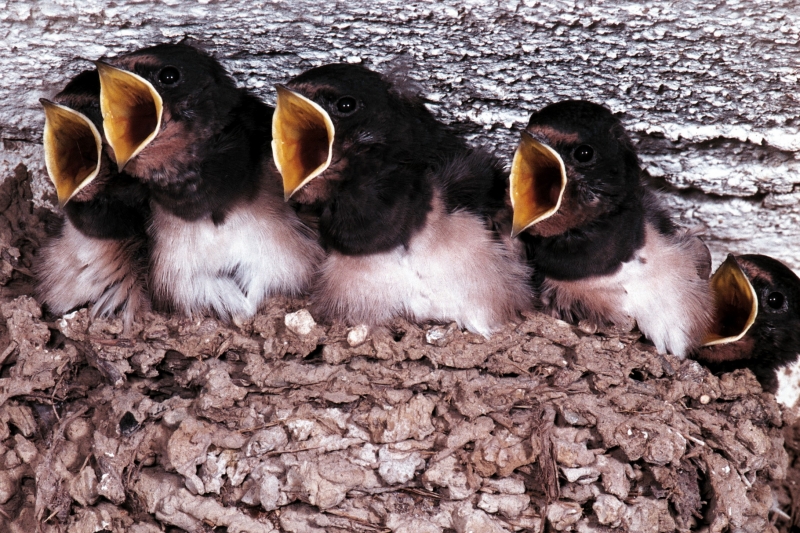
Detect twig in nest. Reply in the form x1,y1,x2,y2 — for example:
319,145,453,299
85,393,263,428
684,434,706,447
618,408,663,415
267,441,357,457
44,508,59,523
524,404,560,503
11,265,35,277
770,505,791,521
50,371,71,421
400,487,442,499
323,509,391,532
506,360,532,376
20,394,60,404
89,337,135,347
0,340,17,366
236,420,283,433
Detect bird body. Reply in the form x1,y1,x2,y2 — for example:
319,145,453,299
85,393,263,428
272,64,531,335
36,69,149,326
540,222,712,356
315,194,530,337
147,182,320,318
97,44,323,320
511,100,712,357
37,221,146,321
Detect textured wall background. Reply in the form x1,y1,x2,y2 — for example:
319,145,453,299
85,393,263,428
1,0,798,270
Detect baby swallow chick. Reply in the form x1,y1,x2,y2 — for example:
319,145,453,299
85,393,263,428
510,100,712,357
695,254,800,406
96,43,323,320
272,64,532,336
36,69,150,326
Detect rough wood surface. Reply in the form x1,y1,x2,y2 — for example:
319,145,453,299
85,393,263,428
0,0,798,269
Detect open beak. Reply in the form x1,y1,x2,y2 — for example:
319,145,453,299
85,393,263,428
41,99,102,206
509,130,567,238
702,254,758,346
271,85,334,201
96,60,162,171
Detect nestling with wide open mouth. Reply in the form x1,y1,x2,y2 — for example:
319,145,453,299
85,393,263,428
271,63,532,336
36,69,151,327
696,254,800,403
509,100,713,358
94,43,324,321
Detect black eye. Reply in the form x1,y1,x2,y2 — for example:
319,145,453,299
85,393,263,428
573,145,594,163
336,96,358,114
767,291,785,309
158,66,181,85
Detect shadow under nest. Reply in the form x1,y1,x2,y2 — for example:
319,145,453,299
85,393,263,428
0,163,797,533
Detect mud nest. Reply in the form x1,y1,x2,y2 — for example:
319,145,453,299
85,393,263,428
0,164,796,532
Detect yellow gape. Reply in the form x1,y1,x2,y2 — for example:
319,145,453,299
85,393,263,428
272,85,335,200
96,61,163,170
703,254,759,346
41,99,102,206
509,131,567,237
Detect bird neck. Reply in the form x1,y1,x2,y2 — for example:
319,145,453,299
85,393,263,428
150,95,272,223
696,342,781,393
695,302,800,394
64,174,150,240
318,160,434,255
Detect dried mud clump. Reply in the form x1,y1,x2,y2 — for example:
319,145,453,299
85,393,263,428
0,165,795,532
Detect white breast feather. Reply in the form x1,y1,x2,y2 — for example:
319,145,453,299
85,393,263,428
148,187,323,320
36,221,146,326
544,224,712,358
312,200,532,337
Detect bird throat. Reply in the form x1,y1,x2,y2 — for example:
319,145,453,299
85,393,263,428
531,199,646,281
